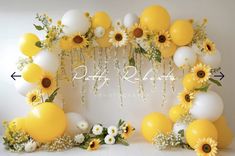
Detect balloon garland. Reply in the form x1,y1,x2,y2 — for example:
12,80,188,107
3,5,233,155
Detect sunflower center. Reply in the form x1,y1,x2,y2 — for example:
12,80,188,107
90,142,95,148
115,33,123,41
31,95,36,102
202,144,211,153
73,35,83,44
133,28,143,38
185,94,191,102
42,78,51,88
125,126,129,133
158,35,166,43
197,70,206,78
206,44,211,51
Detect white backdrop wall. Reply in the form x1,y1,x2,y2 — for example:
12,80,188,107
0,0,235,135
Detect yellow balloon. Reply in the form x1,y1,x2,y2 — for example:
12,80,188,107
92,11,111,29
182,73,202,91
9,117,26,131
22,63,43,83
214,116,234,149
19,33,41,57
170,20,194,46
160,42,177,58
186,119,218,149
96,28,112,48
141,112,173,142
25,102,66,143
169,105,187,122
140,5,170,32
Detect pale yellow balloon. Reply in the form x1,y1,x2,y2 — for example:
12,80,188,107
96,28,112,48
141,112,173,142
214,116,234,149
140,5,170,32
170,20,194,46
168,105,186,122
22,63,43,83
19,33,41,57
92,11,112,29
186,119,218,149
182,73,202,91
9,117,26,131
160,42,177,58
25,102,66,143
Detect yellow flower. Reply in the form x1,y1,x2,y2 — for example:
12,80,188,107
195,138,217,156
121,123,135,139
178,90,195,110
129,23,147,39
192,63,211,83
109,29,128,47
26,89,42,106
38,72,56,94
87,139,100,151
59,36,73,51
71,33,89,49
155,30,171,49
202,38,216,55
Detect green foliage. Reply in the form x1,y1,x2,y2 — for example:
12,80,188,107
45,88,59,102
209,78,222,86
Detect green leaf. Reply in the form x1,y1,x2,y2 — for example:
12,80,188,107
116,137,129,146
209,78,222,86
35,41,43,48
45,88,59,102
33,24,44,30
129,57,135,66
195,84,210,92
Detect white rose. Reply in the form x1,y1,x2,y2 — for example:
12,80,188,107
107,126,118,136
77,120,89,131
94,26,105,38
104,135,115,145
92,124,103,135
74,134,85,144
24,140,37,152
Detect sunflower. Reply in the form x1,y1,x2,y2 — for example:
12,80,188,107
59,36,73,51
129,23,147,39
38,72,56,94
178,90,195,110
87,139,100,151
155,30,171,49
26,89,42,106
109,29,128,47
121,123,135,139
202,38,216,55
195,138,217,156
71,33,89,49
192,63,211,83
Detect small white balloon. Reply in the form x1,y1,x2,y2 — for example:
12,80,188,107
173,122,187,143
62,10,91,35
173,46,197,68
15,78,37,96
190,91,224,121
94,26,105,38
65,112,88,136
34,50,59,74
123,13,139,28
198,50,221,69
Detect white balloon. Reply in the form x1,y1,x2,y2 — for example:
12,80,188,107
198,50,221,69
173,46,197,68
123,13,139,28
173,122,187,143
190,91,224,121
34,50,59,74
65,112,88,136
62,10,91,35
15,78,37,96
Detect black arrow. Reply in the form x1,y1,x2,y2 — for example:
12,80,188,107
11,72,21,80
214,72,224,80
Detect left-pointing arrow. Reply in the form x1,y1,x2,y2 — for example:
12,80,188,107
11,72,21,80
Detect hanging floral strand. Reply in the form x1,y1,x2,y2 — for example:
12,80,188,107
137,53,145,101
162,58,167,107
80,49,86,105
169,59,175,92
104,48,109,85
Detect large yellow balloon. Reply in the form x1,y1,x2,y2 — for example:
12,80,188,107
169,105,187,122
140,5,170,32
25,102,66,143
214,116,234,149
92,12,111,29
96,28,112,48
141,112,173,142
186,119,218,149
19,33,41,57
9,117,26,131
182,73,202,91
160,42,177,58
170,20,194,46
22,63,43,83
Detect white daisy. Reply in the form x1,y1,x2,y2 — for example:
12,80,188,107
109,29,128,47
74,134,85,144
104,135,115,145
107,126,118,136
94,26,105,38
76,120,89,131
92,124,103,135
24,140,37,152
